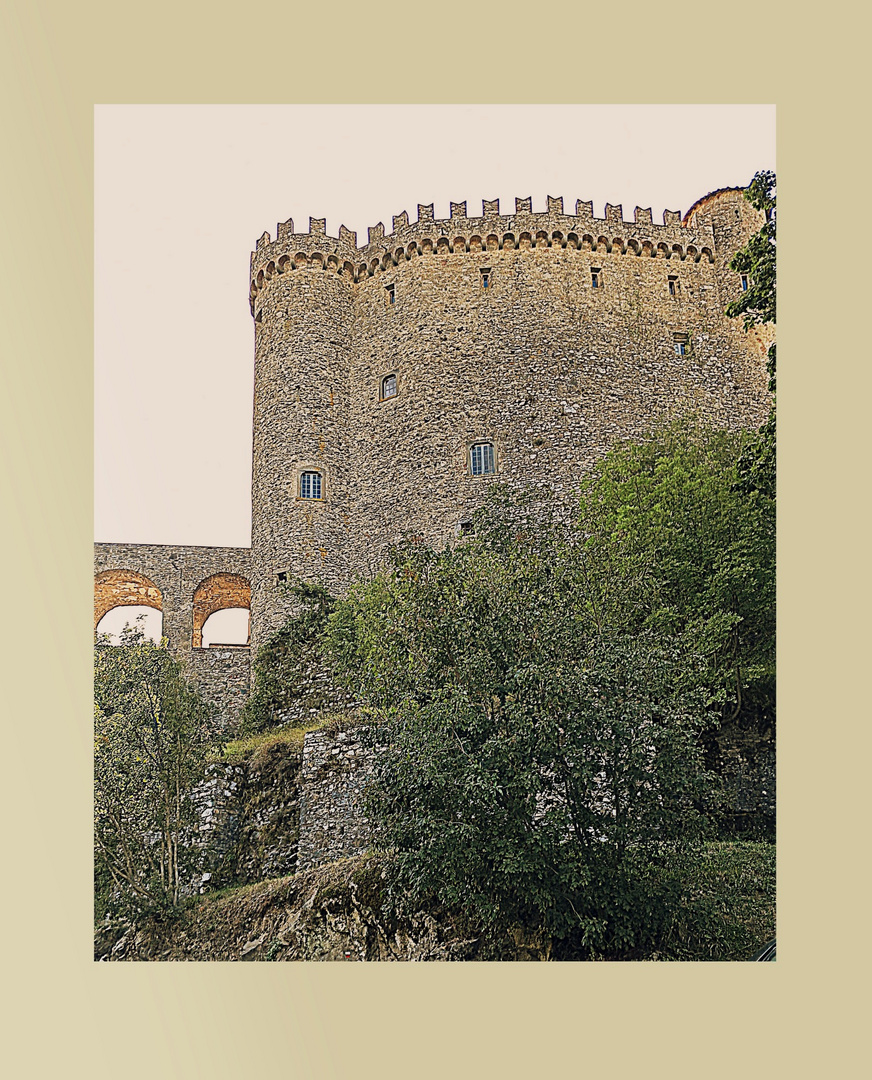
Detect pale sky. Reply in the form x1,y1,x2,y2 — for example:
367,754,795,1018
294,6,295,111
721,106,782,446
95,104,775,641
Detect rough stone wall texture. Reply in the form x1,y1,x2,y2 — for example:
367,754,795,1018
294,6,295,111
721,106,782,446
248,190,772,653
192,728,370,889
296,727,376,872
187,648,251,728
193,745,303,889
94,543,251,728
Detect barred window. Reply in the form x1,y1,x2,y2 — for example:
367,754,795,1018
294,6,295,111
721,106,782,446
381,373,397,400
300,471,322,499
470,442,496,477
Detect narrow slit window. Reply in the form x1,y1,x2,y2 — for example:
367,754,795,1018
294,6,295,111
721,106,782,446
470,442,496,477
741,275,749,292
668,275,680,297
385,284,395,305
381,373,397,400
480,267,491,289
591,268,601,289
300,471,323,499
673,333,688,357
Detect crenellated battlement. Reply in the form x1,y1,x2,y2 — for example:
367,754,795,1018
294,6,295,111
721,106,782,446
249,194,718,313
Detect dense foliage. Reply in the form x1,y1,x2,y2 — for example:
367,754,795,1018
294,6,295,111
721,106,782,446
728,169,776,501
94,623,218,917
238,579,341,734
326,491,707,952
726,169,776,330
576,420,775,721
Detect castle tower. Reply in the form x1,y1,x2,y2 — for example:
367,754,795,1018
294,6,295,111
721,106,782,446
247,193,772,650
248,218,359,654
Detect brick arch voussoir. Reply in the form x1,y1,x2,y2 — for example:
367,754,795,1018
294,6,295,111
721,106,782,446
94,569,162,630
191,573,252,648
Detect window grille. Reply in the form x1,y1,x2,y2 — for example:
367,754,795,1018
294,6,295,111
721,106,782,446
470,442,496,476
381,374,397,399
300,471,322,499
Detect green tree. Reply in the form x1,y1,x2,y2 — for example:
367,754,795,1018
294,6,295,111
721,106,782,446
94,621,218,917
727,170,776,500
726,169,775,330
576,420,775,721
326,493,717,955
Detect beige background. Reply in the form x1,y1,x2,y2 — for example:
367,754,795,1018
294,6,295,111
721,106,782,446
1,0,866,1077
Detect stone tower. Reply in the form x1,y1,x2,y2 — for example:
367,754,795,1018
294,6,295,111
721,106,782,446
246,189,771,656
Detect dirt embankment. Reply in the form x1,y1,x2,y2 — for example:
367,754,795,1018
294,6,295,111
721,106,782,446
95,854,552,962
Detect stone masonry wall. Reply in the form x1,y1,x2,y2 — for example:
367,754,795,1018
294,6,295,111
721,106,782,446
187,647,251,730
193,744,303,889
296,727,376,872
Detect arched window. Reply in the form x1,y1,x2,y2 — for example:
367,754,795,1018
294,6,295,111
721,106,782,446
381,374,397,400
470,442,496,477
300,470,323,499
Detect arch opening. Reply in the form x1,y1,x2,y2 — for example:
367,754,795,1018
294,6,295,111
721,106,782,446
200,608,251,648
192,573,251,649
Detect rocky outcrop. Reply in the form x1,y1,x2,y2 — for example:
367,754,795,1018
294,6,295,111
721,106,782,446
95,855,553,962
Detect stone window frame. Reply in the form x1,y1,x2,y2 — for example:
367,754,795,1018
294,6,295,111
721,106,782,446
468,440,497,478
385,283,396,306
591,267,602,289
296,465,326,502
668,275,681,297
672,332,689,357
480,267,492,290
380,373,398,401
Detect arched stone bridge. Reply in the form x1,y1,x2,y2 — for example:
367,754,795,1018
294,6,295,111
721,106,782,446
94,543,252,728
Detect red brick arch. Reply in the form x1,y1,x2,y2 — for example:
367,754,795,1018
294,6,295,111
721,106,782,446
94,569,162,630
192,573,251,648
